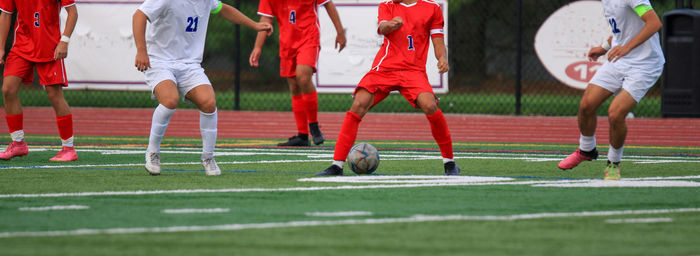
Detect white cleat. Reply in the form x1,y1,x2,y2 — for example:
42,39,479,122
202,158,221,176
145,151,161,176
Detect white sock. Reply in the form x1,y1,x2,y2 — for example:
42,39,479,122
443,158,454,164
200,109,217,160
607,145,623,163
332,160,344,169
147,104,175,153
62,136,74,147
579,134,596,152
10,130,24,142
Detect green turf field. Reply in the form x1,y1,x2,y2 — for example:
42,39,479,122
1,135,699,256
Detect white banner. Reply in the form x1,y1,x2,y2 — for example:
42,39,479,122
534,0,610,90
62,0,147,91
315,0,449,93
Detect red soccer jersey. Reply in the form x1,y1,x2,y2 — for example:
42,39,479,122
0,0,74,62
371,0,444,72
257,0,330,58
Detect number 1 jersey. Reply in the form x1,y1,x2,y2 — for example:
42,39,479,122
0,0,75,62
371,0,444,72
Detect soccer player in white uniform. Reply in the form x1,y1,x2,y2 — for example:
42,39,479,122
133,0,272,176
558,0,664,180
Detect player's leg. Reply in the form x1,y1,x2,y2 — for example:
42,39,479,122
144,73,179,175
185,83,221,176
558,84,612,169
0,76,28,160
296,64,324,145
414,92,459,176
296,46,324,145
36,59,76,161
279,76,311,146
602,90,636,180
316,88,376,176
0,53,34,160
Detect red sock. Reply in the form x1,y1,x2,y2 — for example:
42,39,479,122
291,95,309,134
5,114,23,133
426,109,453,159
333,111,362,161
56,114,73,140
301,91,319,124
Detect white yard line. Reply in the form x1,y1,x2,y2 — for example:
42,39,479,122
0,208,695,238
162,208,230,214
18,205,89,211
605,217,673,224
306,211,373,217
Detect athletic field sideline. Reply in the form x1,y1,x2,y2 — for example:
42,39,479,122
1,132,699,255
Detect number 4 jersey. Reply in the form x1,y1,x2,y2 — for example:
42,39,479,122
138,0,221,64
257,0,331,58
371,0,444,72
0,0,75,62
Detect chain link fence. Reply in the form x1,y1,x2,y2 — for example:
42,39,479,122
2,0,696,117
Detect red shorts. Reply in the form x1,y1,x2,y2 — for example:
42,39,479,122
356,70,436,108
3,51,68,86
279,45,319,78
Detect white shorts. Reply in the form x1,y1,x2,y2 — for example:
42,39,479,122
144,62,211,102
588,61,663,103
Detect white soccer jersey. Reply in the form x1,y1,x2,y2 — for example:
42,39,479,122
138,0,220,64
601,0,664,68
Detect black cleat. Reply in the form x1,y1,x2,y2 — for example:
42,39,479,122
277,134,310,146
309,122,325,145
444,161,460,176
316,165,343,176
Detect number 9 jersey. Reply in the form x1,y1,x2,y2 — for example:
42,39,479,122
371,0,444,72
0,0,75,62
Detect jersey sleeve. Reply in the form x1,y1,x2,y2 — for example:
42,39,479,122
211,0,222,14
257,0,274,18
377,3,391,25
430,4,445,38
628,0,653,17
318,0,331,7
61,0,76,8
138,0,169,22
0,0,15,14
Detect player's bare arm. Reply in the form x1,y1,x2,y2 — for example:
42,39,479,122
218,4,273,35
588,36,611,62
54,5,78,60
249,16,274,67
132,10,150,72
432,37,449,73
608,8,662,62
323,1,346,52
0,12,11,65
379,16,403,35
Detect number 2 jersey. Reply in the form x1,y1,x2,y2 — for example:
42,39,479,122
138,0,220,64
602,0,664,68
257,0,331,58
371,0,444,72
0,0,75,62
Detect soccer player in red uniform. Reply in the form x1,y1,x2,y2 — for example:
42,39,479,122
249,0,346,147
0,0,78,161
317,0,459,176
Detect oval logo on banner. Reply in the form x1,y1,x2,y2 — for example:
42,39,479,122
565,61,603,83
534,1,610,90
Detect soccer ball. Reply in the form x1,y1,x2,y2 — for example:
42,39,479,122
347,143,380,174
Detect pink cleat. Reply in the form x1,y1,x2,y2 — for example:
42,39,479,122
0,141,29,160
558,148,598,170
50,146,78,162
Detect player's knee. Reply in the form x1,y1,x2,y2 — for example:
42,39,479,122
199,99,217,113
578,100,597,116
608,109,626,125
350,100,371,117
160,98,179,109
420,102,438,115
